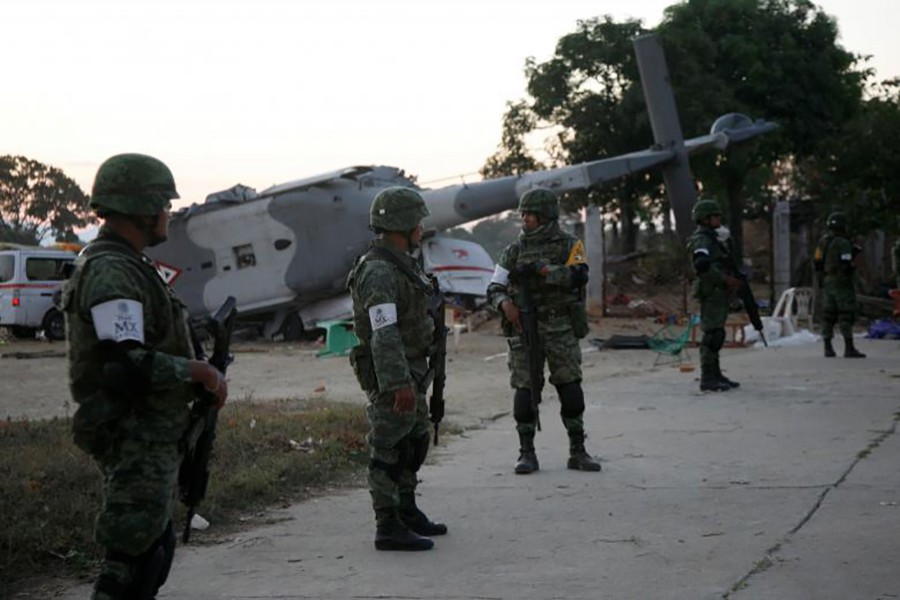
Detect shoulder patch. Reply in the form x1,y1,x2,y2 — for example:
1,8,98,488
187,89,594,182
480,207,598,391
565,240,587,266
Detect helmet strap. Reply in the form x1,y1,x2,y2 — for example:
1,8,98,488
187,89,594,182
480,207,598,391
406,230,420,251
133,214,166,247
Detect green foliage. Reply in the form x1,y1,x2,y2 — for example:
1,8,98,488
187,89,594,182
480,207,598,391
481,101,542,178
0,399,368,595
660,0,867,256
482,0,872,255
481,16,658,252
807,80,900,234
661,0,865,158
0,155,94,245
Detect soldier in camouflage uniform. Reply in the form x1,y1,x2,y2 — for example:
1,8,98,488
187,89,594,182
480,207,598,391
62,154,228,599
687,199,744,392
486,188,601,475
347,187,447,551
814,212,865,358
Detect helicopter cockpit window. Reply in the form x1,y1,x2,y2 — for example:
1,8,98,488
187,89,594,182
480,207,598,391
233,244,256,269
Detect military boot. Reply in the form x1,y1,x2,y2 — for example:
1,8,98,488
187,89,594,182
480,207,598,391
374,509,434,551
399,495,447,536
824,338,836,358
567,431,602,472
700,366,731,392
844,336,866,358
713,363,740,388
514,431,539,474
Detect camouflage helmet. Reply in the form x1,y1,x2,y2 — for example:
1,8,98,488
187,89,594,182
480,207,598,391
369,187,430,232
90,153,180,216
826,212,847,231
691,198,722,223
518,188,559,221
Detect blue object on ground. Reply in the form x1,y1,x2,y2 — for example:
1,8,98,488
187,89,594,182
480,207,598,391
866,318,900,339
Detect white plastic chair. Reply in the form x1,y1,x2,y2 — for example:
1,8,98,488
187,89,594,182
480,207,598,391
771,287,814,336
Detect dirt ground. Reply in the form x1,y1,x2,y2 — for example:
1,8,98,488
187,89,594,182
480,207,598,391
0,316,701,427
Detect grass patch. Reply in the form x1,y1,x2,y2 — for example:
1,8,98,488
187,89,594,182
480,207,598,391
0,398,368,595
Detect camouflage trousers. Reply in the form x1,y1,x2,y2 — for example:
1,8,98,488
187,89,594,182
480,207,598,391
698,292,728,373
92,437,181,598
365,358,431,513
506,324,582,390
821,285,858,339
94,437,181,555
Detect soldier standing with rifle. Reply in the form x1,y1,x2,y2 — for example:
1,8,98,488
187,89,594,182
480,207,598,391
687,199,745,392
348,187,447,552
62,154,228,599
487,188,601,475
814,212,866,358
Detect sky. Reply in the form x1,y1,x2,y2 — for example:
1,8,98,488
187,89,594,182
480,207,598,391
3,0,899,211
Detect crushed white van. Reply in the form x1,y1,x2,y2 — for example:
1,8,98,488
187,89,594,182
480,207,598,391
0,245,76,340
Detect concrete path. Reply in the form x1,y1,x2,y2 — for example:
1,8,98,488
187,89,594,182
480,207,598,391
61,339,900,599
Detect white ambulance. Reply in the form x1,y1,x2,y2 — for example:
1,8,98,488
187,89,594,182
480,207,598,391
0,245,77,340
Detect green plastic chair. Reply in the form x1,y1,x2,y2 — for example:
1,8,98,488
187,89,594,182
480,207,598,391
315,320,359,358
647,315,698,366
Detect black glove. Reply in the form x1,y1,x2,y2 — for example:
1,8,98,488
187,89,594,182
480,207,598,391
569,264,589,288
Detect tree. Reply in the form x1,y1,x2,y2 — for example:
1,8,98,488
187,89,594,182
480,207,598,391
482,16,656,253
0,155,94,245
483,0,868,258
481,101,542,178
658,0,867,258
807,79,900,235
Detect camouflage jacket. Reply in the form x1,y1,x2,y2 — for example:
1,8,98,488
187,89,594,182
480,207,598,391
62,227,195,448
816,233,855,290
486,222,586,329
687,226,730,300
348,239,434,394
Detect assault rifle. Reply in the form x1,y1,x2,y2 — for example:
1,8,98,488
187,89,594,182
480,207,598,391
515,265,543,431
735,274,767,347
427,275,448,445
720,238,767,347
179,295,237,543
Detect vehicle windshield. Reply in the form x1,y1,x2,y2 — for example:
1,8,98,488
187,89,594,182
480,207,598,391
0,255,14,282
25,257,72,281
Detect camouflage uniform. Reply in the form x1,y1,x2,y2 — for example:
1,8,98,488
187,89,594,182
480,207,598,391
815,212,865,358
348,187,445,551
62,154,193,599
688,199,737,392
486,188,600,474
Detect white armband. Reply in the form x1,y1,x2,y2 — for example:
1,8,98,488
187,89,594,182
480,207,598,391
693,248,710,256
91,299,145,343
840,253,852,261
369,303,398,331
490,265,510,286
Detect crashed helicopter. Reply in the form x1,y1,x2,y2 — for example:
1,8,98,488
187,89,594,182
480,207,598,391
148,119,769,340
145,34,776,339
